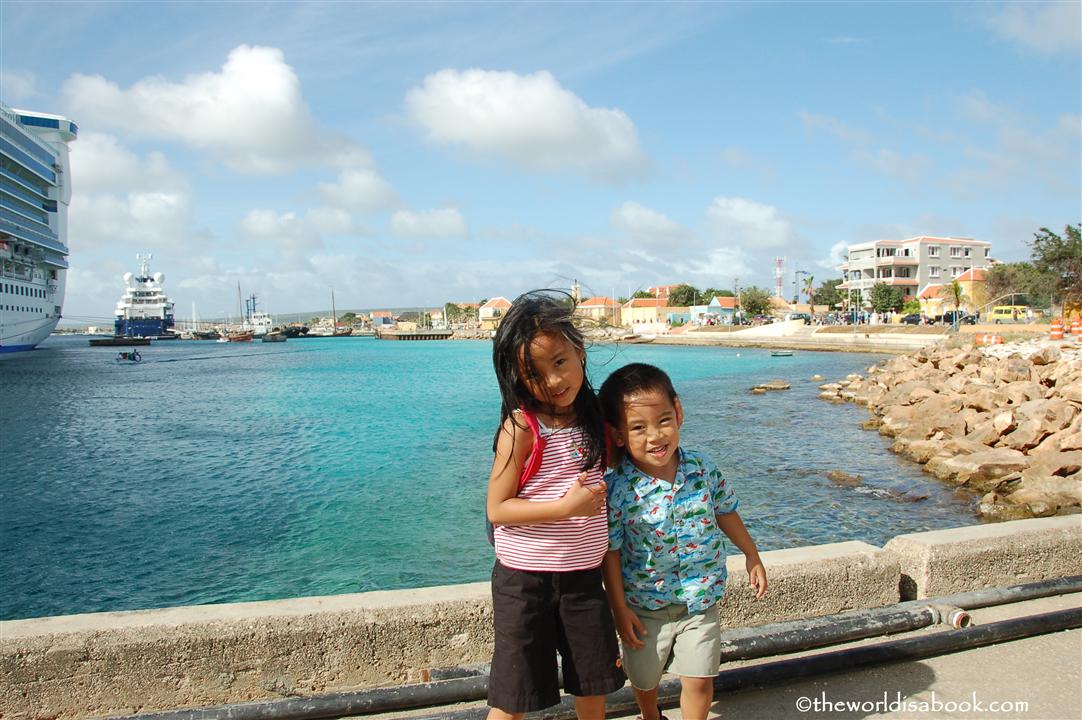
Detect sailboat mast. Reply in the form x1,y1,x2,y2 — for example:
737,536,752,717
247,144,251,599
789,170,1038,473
331,289,337,328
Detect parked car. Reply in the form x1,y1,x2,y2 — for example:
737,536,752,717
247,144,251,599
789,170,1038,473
939,310,977,325
787,312,812,325
900,313,924,325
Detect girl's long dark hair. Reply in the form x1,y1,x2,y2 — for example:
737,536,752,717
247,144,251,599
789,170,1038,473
491,290,604,472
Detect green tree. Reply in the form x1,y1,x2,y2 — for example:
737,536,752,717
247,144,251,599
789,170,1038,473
802,275,815,314
811,279,843,309
668,284,700,306
1029,224,1082,308
946,280,966,328
632,290,654,299
740,286,771,316
339,311,357,325
704,288,734,298
444,303,464,324
902,299,922,314
869,283,903,313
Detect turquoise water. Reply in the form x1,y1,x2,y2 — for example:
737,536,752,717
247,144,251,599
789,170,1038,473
0,336,981,620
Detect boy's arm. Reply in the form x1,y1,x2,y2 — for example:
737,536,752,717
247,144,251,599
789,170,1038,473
487,416,604,525
717,511,768,599
602,550,646,649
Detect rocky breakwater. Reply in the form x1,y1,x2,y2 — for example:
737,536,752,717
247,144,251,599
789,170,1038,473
818,340,1082,521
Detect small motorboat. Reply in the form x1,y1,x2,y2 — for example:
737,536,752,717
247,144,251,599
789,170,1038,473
770,350,794,357
261,331,286,343
115,350,142,363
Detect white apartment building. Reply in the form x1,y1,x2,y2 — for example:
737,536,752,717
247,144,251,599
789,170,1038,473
838,236,993,302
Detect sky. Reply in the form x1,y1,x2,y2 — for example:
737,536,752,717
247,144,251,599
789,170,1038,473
1,1,1079,322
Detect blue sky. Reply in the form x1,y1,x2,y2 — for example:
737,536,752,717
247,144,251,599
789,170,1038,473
2,1,1079,320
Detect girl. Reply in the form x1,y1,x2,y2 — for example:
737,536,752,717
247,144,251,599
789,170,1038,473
486,291,626,720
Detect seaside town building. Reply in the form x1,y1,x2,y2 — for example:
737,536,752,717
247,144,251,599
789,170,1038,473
918,267,989,317
576,296,619,325
838,236,993,304
479,296,512,330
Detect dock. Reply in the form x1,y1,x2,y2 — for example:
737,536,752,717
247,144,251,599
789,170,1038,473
375,329,453,341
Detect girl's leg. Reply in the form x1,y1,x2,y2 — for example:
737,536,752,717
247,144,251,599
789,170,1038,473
574,694,607,720
679,676,713,720
632,686,662,720
486,710,524,720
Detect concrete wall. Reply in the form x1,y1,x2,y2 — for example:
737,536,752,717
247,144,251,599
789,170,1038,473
2,517,1080,719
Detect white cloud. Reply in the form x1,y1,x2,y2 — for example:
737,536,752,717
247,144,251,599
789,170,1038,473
986,1,1082,55
1,68,37,103
406,69,645,179
71,132,186,194
317,168,398,213
610,202,686,244
706,197,797,250
797,110,874,145
67,133,193,251
390,208,468,238
721,146,777,182
61,45,370,173
852,148,933,183
240,207,364,251
819,240,849,271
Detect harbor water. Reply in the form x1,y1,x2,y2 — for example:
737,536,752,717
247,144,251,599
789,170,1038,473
0,336,981,621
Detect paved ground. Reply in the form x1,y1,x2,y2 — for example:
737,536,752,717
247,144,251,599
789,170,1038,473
367,593,1080,720
611,594,1081,720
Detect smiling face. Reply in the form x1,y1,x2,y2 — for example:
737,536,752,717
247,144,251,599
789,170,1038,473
613,388,683,482
518,331,586,413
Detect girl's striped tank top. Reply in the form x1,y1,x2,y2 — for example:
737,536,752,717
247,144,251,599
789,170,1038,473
493,423,607,572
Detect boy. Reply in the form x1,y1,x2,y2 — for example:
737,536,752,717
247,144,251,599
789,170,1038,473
599,363,767,720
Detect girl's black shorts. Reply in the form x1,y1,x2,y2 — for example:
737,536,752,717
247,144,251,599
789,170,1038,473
488,560,626,713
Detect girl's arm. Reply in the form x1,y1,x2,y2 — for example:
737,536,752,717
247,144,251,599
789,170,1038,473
716,511,768,598
486,416,605,526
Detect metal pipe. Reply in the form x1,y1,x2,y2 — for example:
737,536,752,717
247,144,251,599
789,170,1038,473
108,576,1081,720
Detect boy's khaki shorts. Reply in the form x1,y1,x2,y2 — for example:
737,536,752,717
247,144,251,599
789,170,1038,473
621,603,721,690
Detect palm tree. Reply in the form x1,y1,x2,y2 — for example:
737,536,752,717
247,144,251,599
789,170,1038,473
803,275,816,315
946,280,965,330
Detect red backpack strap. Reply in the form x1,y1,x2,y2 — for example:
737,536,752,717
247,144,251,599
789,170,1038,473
518,408,546,489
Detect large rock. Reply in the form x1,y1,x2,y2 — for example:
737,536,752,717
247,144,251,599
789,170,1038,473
1002,381,1047,405
1021,450,1082,484
1030,346,1061,366
1003,473,1082,508
927,447,1030,491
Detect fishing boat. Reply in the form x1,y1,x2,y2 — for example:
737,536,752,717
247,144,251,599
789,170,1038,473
226,330,253,342
770,350,794,357
261,330,286,343
307,289,353,337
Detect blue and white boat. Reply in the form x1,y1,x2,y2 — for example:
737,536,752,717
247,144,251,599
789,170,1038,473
114,254,176,338
0,105,78,352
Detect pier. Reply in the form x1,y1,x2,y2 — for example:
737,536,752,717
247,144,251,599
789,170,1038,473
2,516,1079,719
375,329,454,340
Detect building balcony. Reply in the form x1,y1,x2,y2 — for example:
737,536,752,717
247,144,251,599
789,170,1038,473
875,256,919,266
872,277,918,286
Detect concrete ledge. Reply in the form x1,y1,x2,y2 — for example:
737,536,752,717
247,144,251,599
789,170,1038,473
883,515,1082,599
719,541,897,627
2,518,1079,719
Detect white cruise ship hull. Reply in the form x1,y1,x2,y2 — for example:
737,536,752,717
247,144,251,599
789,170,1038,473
0,105,77,353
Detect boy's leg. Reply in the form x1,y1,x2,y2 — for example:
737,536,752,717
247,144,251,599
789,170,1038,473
632,685,662,720
678,676,713,720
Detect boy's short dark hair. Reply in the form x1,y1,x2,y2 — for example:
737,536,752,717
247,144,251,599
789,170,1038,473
598,363,678,429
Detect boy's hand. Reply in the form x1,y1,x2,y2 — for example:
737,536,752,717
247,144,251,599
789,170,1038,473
561,474,606,517
747,558,767,599
612,604,647,649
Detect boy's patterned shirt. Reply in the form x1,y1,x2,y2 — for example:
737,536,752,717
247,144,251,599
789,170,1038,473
606,448,739,613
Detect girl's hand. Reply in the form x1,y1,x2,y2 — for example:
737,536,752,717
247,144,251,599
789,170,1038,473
747,558,767,599
561,473,606,518
613,604,647,649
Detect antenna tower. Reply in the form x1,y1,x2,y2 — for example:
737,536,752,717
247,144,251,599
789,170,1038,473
774,257,785,298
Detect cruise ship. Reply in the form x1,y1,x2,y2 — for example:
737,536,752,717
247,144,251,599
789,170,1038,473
0,105,78,352
114,254,176,337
